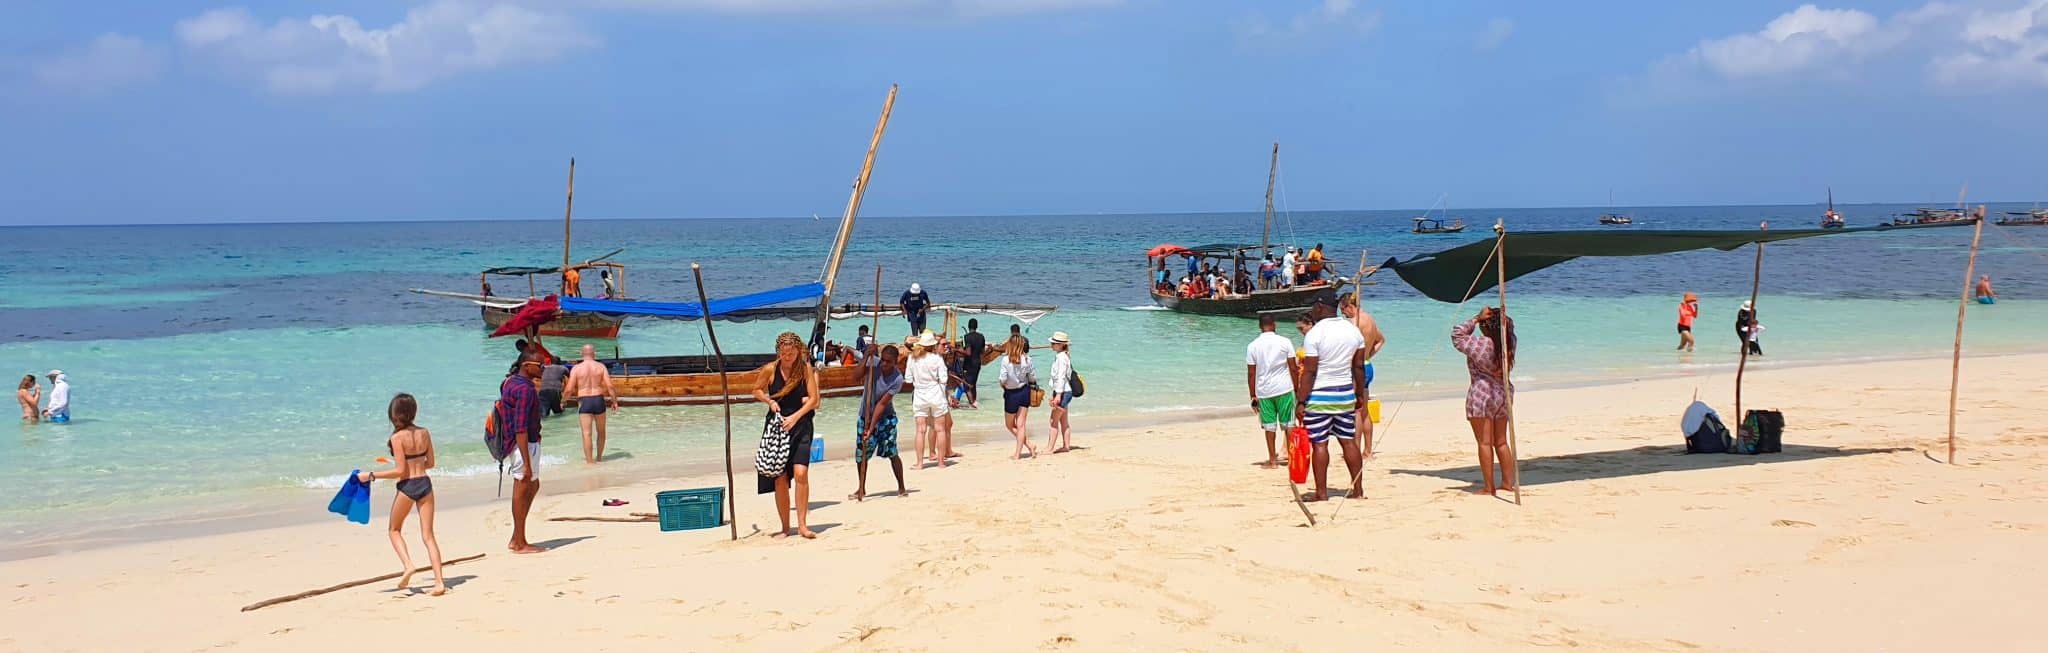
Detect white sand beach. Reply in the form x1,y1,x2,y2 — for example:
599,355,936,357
6,353,2047,652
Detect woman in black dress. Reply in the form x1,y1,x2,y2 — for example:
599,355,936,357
753,332,823,539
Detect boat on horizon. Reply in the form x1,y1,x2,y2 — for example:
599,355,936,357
1997,207,2048,226
1821,187,1845,229
1410,194,1466,233
1146,143,1346,317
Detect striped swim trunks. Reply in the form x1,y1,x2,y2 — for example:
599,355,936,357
1303,384,1358,444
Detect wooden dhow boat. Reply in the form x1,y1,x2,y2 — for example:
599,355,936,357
1145,143,1347,317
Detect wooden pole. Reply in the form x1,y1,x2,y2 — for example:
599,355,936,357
812,85,898,347
561,157,576,294
1734,240,1764,431
1493,220,1520,506
239,553,486,611
1947,217,1984,464
1262,142,1279,260
690,263,738,541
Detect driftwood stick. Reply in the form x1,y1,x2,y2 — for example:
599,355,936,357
547,516,657,523
239,553,486,612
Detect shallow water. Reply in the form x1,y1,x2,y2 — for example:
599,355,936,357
4,205,2045,551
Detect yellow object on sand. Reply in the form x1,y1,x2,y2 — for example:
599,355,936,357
1366,399,1381,424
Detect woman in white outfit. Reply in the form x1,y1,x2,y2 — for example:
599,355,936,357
998,335,1038,459
1046,332,1075,453
907,332,952,469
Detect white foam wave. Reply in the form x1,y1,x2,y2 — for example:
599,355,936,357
290,455,570,489
1120,305,1169,311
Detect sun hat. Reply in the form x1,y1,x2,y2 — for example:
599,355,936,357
910,283,922,294
46,369,62,379
916,332,939,347
1049,332,1071,345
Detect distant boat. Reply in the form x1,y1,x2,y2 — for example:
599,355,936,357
1412,217,1466,234
1146,143,1346,317
1889,207,1971,226
1598,213,1633,226
1997,208,2048,226
1821,187,1845,229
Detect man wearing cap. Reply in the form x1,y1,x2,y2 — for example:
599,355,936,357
42,370,71,424
900,283,932,335
1295,293,1367,501
1676,293,1699,352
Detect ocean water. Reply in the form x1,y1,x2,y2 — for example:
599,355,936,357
4,204,2047,554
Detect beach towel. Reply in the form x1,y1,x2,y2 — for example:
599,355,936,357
327,470,372,525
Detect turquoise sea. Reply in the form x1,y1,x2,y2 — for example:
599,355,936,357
5,205,2046,557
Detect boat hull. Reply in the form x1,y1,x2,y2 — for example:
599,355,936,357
1150,282,1347,317
482,305,622,339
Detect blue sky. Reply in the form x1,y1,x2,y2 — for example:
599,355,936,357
4,1,2048,225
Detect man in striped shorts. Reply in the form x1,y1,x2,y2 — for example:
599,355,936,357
1295,293,1367,502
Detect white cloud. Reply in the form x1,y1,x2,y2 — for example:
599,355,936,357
588,0,1119,16
176,2,598,95
1688,4,1891,79
1237,0,1382,45
1933,0,2048,87
29,33,166,93
1476,17,1514,51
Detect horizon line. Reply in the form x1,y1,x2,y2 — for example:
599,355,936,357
3,199,2035,229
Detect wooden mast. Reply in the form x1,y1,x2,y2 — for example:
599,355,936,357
561,158,576,294
1947,216,1985,464
812,85,898,346
689,263,738,541
1262,143,1279,260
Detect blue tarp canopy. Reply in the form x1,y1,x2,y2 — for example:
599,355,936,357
557,282,826,320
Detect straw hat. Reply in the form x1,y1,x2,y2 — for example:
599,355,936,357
1049,332,1071,345
915,332,939,347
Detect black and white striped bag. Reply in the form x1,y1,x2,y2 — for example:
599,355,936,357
755,412,791,478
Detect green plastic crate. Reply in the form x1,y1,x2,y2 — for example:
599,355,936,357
656,487,725,532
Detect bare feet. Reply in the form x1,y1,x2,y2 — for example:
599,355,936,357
396,570,416,591
429,585,448,597
512,545,545,554
1346,488,1365,499
849,490,865,502
1302,492,1329,503
798,527,817,539
946,452,962,459
1260,460,1278,469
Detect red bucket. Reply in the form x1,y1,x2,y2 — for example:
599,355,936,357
1288,426,1311,484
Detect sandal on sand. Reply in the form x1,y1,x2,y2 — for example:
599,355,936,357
602,499,628,507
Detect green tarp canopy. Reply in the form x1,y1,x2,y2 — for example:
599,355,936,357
1380,221,1972,303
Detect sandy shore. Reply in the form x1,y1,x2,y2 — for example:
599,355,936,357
7,352,2047,652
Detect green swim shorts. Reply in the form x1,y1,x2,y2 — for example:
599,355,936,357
1256,393,1296,431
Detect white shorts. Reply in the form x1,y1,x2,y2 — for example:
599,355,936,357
507,443,541,481
913,400,949,419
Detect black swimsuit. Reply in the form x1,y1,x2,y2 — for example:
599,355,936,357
756,366,815,495
390,432,433,501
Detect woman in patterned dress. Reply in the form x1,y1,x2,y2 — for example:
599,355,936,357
1452,306,1517,496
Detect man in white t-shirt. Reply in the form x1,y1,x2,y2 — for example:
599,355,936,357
1281,248,1299,288
1294,293,1366,502
1245,314,1301,469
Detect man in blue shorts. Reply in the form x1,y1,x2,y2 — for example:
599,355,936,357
1295,293,1367,502
854,344,908,501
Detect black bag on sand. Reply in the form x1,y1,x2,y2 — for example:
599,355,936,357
1682,401,1732,454
1740,410,1785,455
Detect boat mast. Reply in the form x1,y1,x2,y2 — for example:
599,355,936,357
561,157,576,294
812,85,898,348
1262,142,1279,260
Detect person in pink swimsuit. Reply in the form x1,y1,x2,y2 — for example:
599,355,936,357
1452,307,1518,496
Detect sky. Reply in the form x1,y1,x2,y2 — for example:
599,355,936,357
3,0,2048,225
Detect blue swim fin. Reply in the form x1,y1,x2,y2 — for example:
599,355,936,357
329,470,360,518
348,475,372,525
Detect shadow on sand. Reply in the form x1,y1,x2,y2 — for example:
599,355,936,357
1390,443,1913,488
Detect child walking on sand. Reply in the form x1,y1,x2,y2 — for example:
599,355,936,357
355,394,448,596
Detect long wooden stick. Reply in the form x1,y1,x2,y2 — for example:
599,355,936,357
812,85,898,345
548,515,656,523
1262,142,1279,260
691,263,738,541
561,157,576,294
1735,240,1764,432
1947,217,1984,464
1493,221,1520,506
239,553,486,612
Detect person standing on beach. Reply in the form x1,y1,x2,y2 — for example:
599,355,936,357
1453,306,1517,496
1736,301,1762,356
41,370,69,423
1676,293,1699,352
854,344,909,501
538,359,569,417
1246,314,1299,468
17,375,41,424
502,353,545,554
1295,294,1366,501
999,335,1038,459
1046,332,1076,453
355,393,447,596
907,333,952,468
568,345,618,464
754,332,821,539
900,283,932,335
962,319,987,410
1339,293,1386,458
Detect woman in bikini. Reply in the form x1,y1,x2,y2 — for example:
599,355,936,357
17,375,40,424
1452,307,1518,497
753,332,822,539
355,393,447,595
